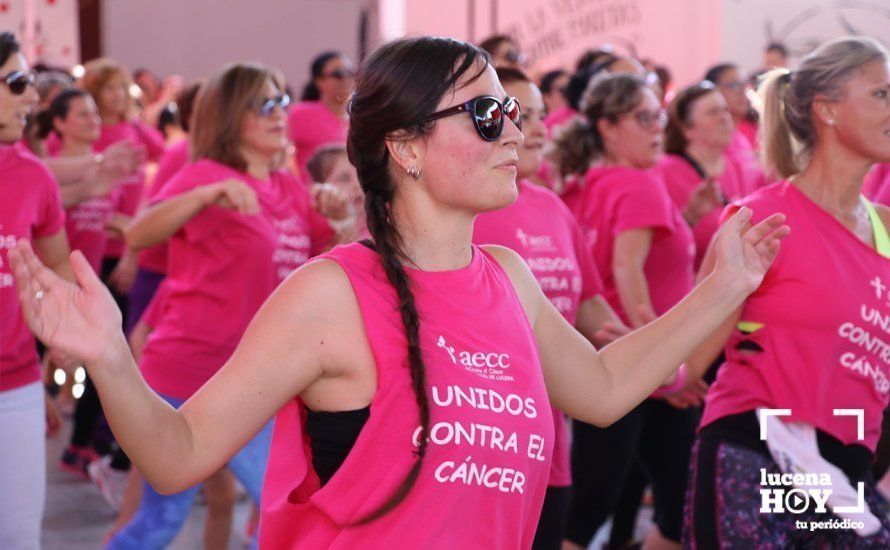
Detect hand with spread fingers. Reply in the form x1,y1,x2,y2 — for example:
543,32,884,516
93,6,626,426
712,206,789,294
8,240,127,367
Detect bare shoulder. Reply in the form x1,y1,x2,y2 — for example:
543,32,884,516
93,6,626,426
259,258,369,372
273,258,357,316
479,244,544,323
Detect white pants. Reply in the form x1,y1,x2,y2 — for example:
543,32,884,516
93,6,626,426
0,382,45,549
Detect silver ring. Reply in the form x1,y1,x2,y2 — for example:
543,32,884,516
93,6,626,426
34,290,44,300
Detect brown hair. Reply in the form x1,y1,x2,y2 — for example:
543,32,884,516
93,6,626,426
495,67,531,86
760,36,889,178
347,36,488,522
664,81,719,155
175,81,203,134
549,73,646,178
305,143,347,183
80,58,136,120
189,63,282,172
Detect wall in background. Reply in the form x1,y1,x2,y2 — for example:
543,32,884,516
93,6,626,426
0,0,80,68
103,0,363,93
10,1,890,93
722,0,890,75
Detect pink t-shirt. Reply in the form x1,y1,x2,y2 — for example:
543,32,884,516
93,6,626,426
573,165,695,324
137,139,191,274
726,127,767,192
287,101,348,172
656,153,761,271
736,118,759,152
95,120,165,259
138,159,334,399
64,195,114,274
474,179,602,488
558,174,586,220
0,144,66,391
701,181,890,450
865,164,890,206
260,242,553,549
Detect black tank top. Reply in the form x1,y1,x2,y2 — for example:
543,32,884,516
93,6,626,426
305,406,371,485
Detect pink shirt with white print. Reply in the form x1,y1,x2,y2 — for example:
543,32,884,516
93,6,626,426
260,243,553,549
0,144,66,391
138,159,333,399
701,181,890,450
474,179,603,487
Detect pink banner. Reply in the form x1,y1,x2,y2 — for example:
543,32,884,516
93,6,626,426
404,0,723,87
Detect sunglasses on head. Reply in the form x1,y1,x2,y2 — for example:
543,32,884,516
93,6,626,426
321,68,356,80
253,93,290,116
1,71,36,95
423,95,522,141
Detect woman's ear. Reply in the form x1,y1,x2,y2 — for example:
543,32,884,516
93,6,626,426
597,117,617,146
812,95,838,128
385,131,426,177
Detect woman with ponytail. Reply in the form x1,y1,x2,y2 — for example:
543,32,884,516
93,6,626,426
288,50,353,171
551,73,706,550
9,36,786,548
685,36,890,547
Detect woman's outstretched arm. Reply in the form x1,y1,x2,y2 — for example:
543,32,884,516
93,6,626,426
488,207,788,426
9,241,352,493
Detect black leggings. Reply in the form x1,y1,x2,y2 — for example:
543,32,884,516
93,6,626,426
533,485,571,550
565,399,699,546
69,258,129,463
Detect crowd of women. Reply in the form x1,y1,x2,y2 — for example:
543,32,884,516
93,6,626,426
2,25,890,550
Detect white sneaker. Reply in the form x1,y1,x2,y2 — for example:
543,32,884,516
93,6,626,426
87,455,128,511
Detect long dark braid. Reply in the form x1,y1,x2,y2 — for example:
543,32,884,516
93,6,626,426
345,36,488,523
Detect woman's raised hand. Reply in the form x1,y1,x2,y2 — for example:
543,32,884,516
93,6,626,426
8,240,126,366
712,206,790,295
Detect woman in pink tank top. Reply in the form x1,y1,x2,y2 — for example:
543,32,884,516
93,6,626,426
9,37,787,550
684,37,890,547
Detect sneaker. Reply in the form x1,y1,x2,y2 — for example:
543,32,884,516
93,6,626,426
87,455,128,511
59,445,99,480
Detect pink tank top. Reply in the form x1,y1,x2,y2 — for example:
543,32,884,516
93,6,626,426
260,242,554,549
701,181,890,450
473,179,602,487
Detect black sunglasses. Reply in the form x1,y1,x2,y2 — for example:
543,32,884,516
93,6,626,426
423,96,522,141
1,71,36,95
321,68,356,80
253,94,290,116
